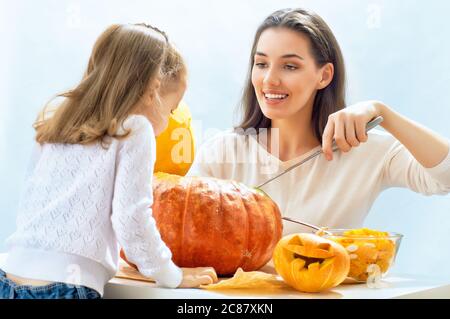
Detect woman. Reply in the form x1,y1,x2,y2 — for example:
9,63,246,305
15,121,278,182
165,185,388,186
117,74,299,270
189,8,450,235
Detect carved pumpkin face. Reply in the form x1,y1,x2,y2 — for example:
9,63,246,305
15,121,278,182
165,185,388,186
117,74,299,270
273,233,350,293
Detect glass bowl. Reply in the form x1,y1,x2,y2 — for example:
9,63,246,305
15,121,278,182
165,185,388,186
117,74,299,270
323,228,403,283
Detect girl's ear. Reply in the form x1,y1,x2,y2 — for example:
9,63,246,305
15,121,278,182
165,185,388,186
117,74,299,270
317,63,334,90
144,77,161,101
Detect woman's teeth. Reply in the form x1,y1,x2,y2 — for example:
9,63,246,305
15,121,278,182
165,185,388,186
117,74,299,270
264,93,288,100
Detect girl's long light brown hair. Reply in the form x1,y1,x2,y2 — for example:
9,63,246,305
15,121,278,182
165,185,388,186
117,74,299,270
235,8,346,144
34,23,169,146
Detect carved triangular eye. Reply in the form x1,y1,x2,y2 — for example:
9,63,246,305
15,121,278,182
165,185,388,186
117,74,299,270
284,244,305,255
288,235,304,247
317,243,331,251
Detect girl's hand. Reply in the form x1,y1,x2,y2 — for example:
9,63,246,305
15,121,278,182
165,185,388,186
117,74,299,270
322,100,384,160
178,267,219,288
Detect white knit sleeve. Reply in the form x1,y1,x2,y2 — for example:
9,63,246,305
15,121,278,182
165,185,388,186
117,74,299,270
382,138,450,195
111,116,182,288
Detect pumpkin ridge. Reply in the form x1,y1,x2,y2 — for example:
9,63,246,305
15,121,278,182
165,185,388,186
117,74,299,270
271,203,282,265
249,191,281,269
246,188,268,270
217,181,224,269
180,176,192,264
214,179,224,268
232,181,250,270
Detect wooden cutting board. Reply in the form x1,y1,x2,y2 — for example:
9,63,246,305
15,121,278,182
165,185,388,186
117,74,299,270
114,259,361,286
115,259,156,283
114,260,279,283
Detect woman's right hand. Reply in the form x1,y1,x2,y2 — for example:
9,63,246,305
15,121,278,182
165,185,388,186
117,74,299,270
178,267,219,288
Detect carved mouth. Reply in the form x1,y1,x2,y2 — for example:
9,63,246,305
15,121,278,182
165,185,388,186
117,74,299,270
286,239,335,270
294,254,327,268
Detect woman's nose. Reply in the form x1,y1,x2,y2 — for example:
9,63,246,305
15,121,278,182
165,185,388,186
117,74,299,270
263,68,281,86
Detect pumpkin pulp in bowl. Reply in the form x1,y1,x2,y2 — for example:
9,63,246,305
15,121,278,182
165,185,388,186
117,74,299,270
324,228,403,282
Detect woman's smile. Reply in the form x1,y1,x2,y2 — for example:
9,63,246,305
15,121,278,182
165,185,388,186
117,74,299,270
262,89,290,106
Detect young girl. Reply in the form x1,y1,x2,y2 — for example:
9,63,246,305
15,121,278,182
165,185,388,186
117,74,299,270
189,9,450,235
0,23,217,299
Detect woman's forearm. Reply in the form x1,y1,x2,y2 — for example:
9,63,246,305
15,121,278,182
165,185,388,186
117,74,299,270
375,102,449,168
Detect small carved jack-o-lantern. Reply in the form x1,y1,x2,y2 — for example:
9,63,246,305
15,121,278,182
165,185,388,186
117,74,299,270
273,233,350,293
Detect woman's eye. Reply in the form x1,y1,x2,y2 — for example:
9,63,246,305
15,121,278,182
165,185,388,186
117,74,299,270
284,64,298,70
254,62,267,69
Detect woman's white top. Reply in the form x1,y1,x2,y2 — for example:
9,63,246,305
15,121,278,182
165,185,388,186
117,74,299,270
188,130,450,235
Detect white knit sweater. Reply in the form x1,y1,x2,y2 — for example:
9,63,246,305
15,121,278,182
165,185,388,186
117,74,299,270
1,115,182,296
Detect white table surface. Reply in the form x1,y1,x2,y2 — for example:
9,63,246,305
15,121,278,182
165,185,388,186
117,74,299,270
2,253,449,299
105,274,450,299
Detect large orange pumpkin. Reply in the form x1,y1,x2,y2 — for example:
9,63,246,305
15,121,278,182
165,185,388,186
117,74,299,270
273,233,350,293
122,172,283,275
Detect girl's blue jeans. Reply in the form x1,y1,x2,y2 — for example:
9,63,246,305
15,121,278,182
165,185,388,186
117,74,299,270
0,268,101,299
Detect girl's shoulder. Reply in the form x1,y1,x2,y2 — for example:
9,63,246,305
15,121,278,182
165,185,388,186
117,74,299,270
118,114,155,137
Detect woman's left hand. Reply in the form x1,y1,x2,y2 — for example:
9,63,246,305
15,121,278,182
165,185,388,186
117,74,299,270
322,100,384,161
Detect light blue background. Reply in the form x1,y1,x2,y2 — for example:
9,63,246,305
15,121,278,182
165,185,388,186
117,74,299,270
1,0,449,279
